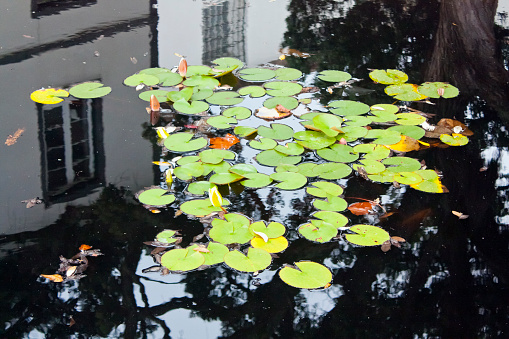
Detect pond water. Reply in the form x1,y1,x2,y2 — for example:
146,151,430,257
2,0,509,338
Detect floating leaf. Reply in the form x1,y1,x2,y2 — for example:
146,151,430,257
222,106,251,120
274,142,305,156
313,162,352,180
369,69,408,85
30,88,69,104
317,70,352,83
211,57,244,76
238,68,276,81
161,248,205,272
312,211,348,228
156,230,179,244
348,201,375,215
299,220,338,243
263,96,299,110
345,225,390,246
370,104,399,114
139,89,170,102
328,100,370,116
234,126,257,137
367,170,396,183
183,75,219,89
386,135,421,152
241,173,273,188
395,113,426,126
180,198,230,217
69,82,112,99
257,123,294,140
224,247,272,272
251,236,288,253
187,65,213,76
187,181,216,195
394,171,424,185
249,138,278,150
296,163,319,177
275,164,299,173
269,172,307,190
353,143,391,160
387,125,425,140
293,131,336,150
343,115,373,127
124,73,160,87
229,164,258,177
279,261,332,289
210,213,253,244
209,133,240,149
139,67,171,76
203,160,232,175
440,133,469,146
382,157,422,173
352,159,386,174
364,129,402,145
312,113,343,137
369,109,398,123
137,188,175,207
306,181,343,198
207,116,237,129
173,100,210,115
156,72,183,86
174,162,204,181
264,81,303,96
209,172,243,185
199,149,236,164
275,68,303,81
238,85,266,98
409,169,448,193
313,195,348,211
167,87,193,102
335,126,368,142
164,133,208,152
249,221,286,238
187,242,229,266
206,91,244,106
385,84,427,101
418,82,459,98
317,144,359,163
191,88,214,101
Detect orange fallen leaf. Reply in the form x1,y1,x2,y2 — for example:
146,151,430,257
40,274,64,282
193,245,210,253
79,244,92,251
209,133,239,149
348,201,375,215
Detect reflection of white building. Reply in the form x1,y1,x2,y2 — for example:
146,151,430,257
157,0,289,68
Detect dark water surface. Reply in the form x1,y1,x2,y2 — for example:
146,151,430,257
2,1,509,338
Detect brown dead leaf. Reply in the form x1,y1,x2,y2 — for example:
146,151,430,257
348,201,375,215
193,245,210,253
381,240,391,252
5,128,25,146
386,135,420,152
69,316,76,327
437,118,474,136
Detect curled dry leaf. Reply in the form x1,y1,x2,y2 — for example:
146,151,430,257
452,210,469,219
79,244,92,251
5,128,25,146
193,245,210,253
381,240,391,252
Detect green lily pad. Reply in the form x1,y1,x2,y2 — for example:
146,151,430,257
251,236,288,253
174,162,204,180
241,173,273,188
164,133,208,152
139,67,171,76
30,88,69,104
211,57,244,76
345,224,390,246
296,163,319,177
370,104,399,114
317,144,359,163
167,87,193,102
183,75,219,89
161,248,205,272
191,88,214,101
229,164,258,176
224,247,272,272
257,123,294,140
206,91,244,106
173,100,210,115
293,131,336,150
387,125,425,140
353,143,391,160
238,85,266,98
249,138,278,150
364,129,402,145
313,195,348,211
409,170,448,193
156,229,179,244
312,113,343,137
156,72,183,86
207,116,237,129
440,133,469,146
269,172,307,190
123,73,160,87
137,188,176,207
187,65,213,77
187,181,216,195
180,198,230,217
187,242,229,266
202,161,232,176
395,113,426,125
313,162,352,180
275,68,303,81
210,213,253,245
199,149,236,164
336,126,368,142
306,181,343,198
418,82,459,98
249,221,286,238
343,115,373,127
382,157,422,173
369,69,408,85
234,126,257,137
299,220,338,243
317,70,352,83
256,148,301,167
222,106,251,120
263,96,299,110
279,261,332,289
385,84,427,101
367,170,396,183
328,100,370,116
369,109,398,123
209,172,243,185
177,156,200,165
352,159,386,174
138,89,170,102
238,68,276,81
312,211,348,228
264,81,303,96
275,164,298,173
274,142,305,156
69,82,112,99
394,171,424,185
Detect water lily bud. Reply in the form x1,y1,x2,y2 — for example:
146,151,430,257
178,57,187,77
208,186,223,207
